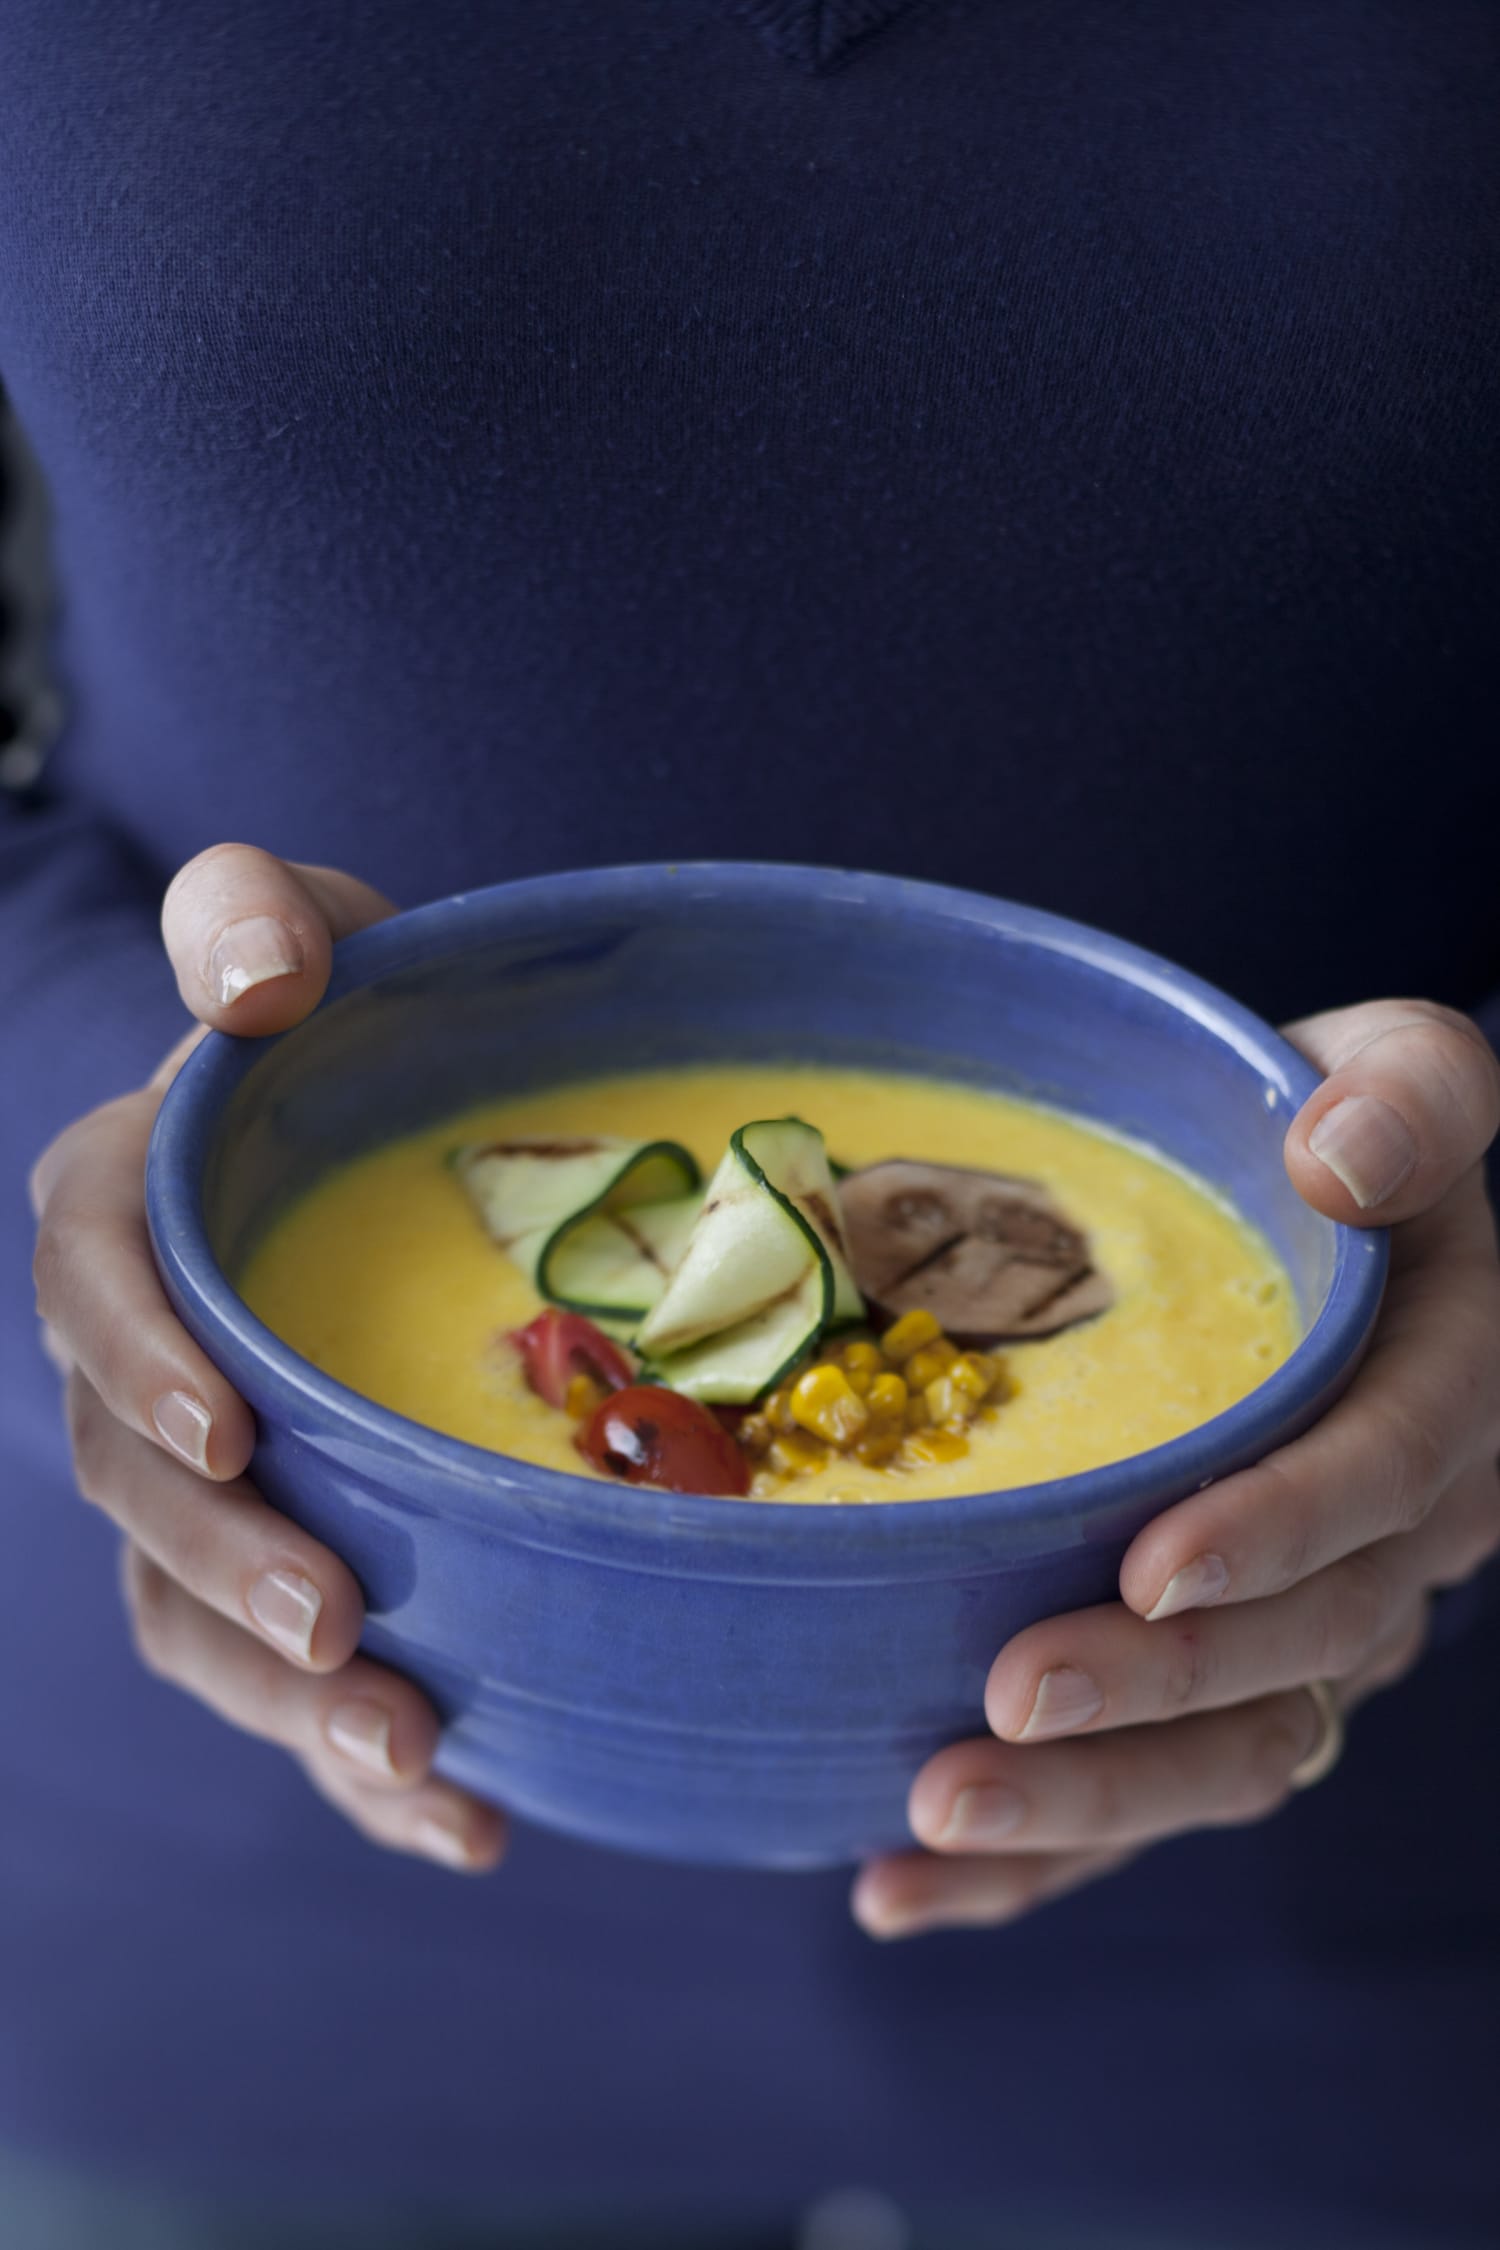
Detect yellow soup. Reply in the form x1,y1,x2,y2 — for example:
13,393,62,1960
240,1065,1300,1503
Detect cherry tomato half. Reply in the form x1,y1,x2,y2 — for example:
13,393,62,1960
510,1308,635,1410
576,1384,751,1497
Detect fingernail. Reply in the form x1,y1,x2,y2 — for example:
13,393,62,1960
1017,1666,1104,1741
936,1782,1026,1848
209,917,303,1007
151,1390,212,1471
246,1569,323,1662
326,1698,396,1778
1146,1551,1231,1622
1308,1095,1416,1209
415,1814,477,1870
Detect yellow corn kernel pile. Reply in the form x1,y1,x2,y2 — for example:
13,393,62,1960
740,1308,1011,1485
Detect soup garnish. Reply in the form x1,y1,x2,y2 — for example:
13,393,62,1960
461,1116,1107,1498
239,1063,1298,1506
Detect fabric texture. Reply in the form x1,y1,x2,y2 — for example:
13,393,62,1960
0,3,1496,2243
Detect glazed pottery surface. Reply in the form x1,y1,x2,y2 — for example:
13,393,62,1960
147,865,1386,1868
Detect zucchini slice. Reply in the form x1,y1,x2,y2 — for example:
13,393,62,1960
635,1117,864,1402
635,1269,828,1403
542,1190,704,1324
452,1136,701,1322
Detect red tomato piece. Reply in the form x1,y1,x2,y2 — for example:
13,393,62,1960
576,1385,752,1497
510,1309,635,1410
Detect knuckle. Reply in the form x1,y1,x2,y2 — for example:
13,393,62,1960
1446,1300,1500,1442
27,1140,66,1224
1158,1621,1214,1713
30,1212,72,1324
121,1547,174,1675
1252,1455,1319,1592
1314,1549,1393,1677
1472,1505,1500,1575
1430,1011,1500,1125
1402,1002,1476,1060
1367,1400,1444,1533
169,1506,226,1601
1365,1606,1429,1691
1391,1005,1500,1114
1231,1716,1305,1824
994,1866,1051,1922
1078,1753,1129,1837
28,1112,96,1223
29,1105,141,1323
65,1382,116,1509
1441,1469,1500,1583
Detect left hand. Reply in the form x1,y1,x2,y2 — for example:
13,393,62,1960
853,1001,1500,1939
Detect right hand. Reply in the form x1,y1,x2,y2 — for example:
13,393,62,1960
30,844,507,1873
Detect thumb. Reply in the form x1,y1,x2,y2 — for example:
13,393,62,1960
162,844,396,1038
1282,1000,1500,1224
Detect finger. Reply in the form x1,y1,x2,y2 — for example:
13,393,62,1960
148,1022,208,1095
993,1456,1496,1740
985,1538,1418,1743
1282,1000,1500,1222
161,843,395,1036
122,1546,437,1787
33,1092,257,1480
905,1690,1324,1858
69,1375,363,1669
1338,1595,1430,1714
38,1318,73,1377
1119,1235,1500,1617
1410,1452,1500,1591
852,1845,1136,1939
302,1757,507,1874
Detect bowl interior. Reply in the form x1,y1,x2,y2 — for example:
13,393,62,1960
200,867,1338,1335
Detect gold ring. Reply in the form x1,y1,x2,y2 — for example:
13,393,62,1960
1290,1679,1345,1790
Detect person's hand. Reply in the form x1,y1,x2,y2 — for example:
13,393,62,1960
30,845,507,1874
855,1001,1500,1938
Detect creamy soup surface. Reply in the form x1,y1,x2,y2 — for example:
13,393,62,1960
239,1065,1300,1503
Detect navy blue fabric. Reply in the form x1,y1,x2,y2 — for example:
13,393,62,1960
1,4,1497,2242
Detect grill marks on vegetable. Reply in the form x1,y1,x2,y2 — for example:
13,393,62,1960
455,1119,1116,1497
838,1160,1113,1339
632,1118,863,1400
453,1135,702,1322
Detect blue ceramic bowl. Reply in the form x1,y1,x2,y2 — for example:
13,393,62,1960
146,864,1386,1870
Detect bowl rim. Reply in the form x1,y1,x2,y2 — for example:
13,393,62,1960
146,861,1388,1560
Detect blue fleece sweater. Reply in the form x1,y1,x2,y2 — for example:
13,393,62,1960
1,4,1497,2242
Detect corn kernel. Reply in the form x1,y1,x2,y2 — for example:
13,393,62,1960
880,1308,942,1362
948,1354,992,1403
790,1362,870,1446
904,1394,930,1432
737,1413,774,1454
902,1429,970,1467
765,1386,799,1434
854,1427,904,1467
866,1371,909,1420
845,1364,873,1397
564,1372,606,1420
925,1372,981,1427
903,1345,950,1392
840,1338,886,1376
966,1351,1003,1392
768,1429,830,1477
